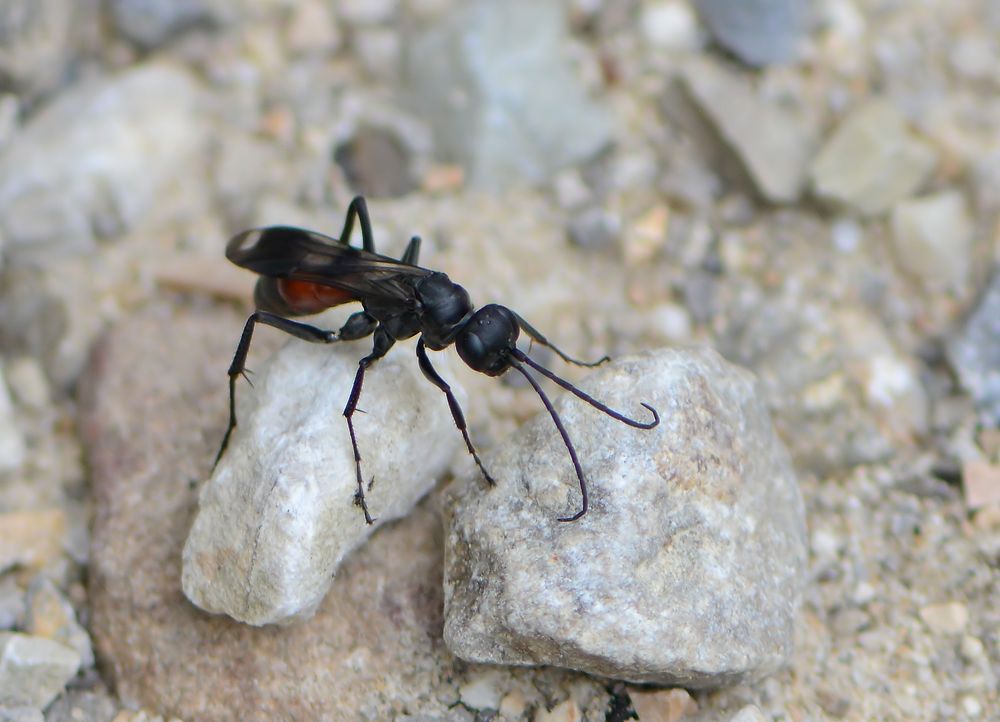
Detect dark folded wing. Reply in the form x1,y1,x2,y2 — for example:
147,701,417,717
226,226,431,303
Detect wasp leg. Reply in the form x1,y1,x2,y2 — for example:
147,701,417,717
343,326,394,524
215,310,377,468
400,235,421,265
338,196,376,252
512,312,610,367
416,338,495,487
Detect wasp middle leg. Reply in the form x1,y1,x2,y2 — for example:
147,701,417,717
214,309,377,467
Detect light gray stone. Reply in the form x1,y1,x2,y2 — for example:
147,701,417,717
24,578,94,669
890,191,973,293
0,707,43,722
0,633,80,710
0,369,25,475
693,0,812,67
679,58,815,203
947,274,1000,427
443,348,806,688
0,62,209,262
0,0,83,95
404,0,612,189
109,0,218,49
182,337,465,626
809,100,938,217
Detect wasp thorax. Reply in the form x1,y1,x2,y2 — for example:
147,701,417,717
417,273,474,348
456,304,520,376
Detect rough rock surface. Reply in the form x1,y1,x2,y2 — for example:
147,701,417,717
443,348,807,688
81,307,609,721
182,336,464,626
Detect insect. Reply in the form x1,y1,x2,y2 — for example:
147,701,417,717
216,196,659,523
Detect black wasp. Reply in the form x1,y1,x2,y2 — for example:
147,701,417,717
216,197,658,523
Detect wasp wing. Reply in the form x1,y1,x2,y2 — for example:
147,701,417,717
227,226,431,304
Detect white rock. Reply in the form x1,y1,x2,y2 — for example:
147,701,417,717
0,368,25,475
0,633,80,709
809,100,938,217
640,1,701,51
182,339,466,625
0,61,208,262
443,348,807,687
890,191,973,293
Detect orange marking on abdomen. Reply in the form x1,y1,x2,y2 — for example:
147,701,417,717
277,279,357,314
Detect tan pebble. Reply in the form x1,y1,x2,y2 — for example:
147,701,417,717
962,461,1000,509
919,601,969,634
628,687,698,722
0,509,66,572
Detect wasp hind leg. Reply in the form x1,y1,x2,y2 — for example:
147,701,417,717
214,310,377,468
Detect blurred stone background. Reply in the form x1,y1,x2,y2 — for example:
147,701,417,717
0,0,997,720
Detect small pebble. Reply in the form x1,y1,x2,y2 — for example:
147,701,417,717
0,369,26,474
961,461,1000,510
568,207,619,250
457,671,504,711
640,1,701,51
3,357,50,411
728,704,767,722
919,601,969,635
810,100,938,217
0,510,67,574
627,687,697,722
0,632,81,709
890,191,973,292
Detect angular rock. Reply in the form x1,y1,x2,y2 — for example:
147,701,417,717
109,0,219,49
182,338,464,626
809,100,938,217
0,510,66,574
947,274,1000,426
692,0,812,67
24,578,94,669
679,58,815,203
0,62,209,263
81,308,607,720
38,690,118,722
443,348,807,688
404,0,612,189
0,369,25,475
890,191,973,293
0,0,90,96
0,633,80,710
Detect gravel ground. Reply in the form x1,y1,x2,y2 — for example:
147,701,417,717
0,1,997,721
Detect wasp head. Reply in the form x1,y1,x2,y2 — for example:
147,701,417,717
455,304,520,376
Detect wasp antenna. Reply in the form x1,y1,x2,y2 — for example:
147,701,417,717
510,359,588,522
512,312,609,367
511,350,659,429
